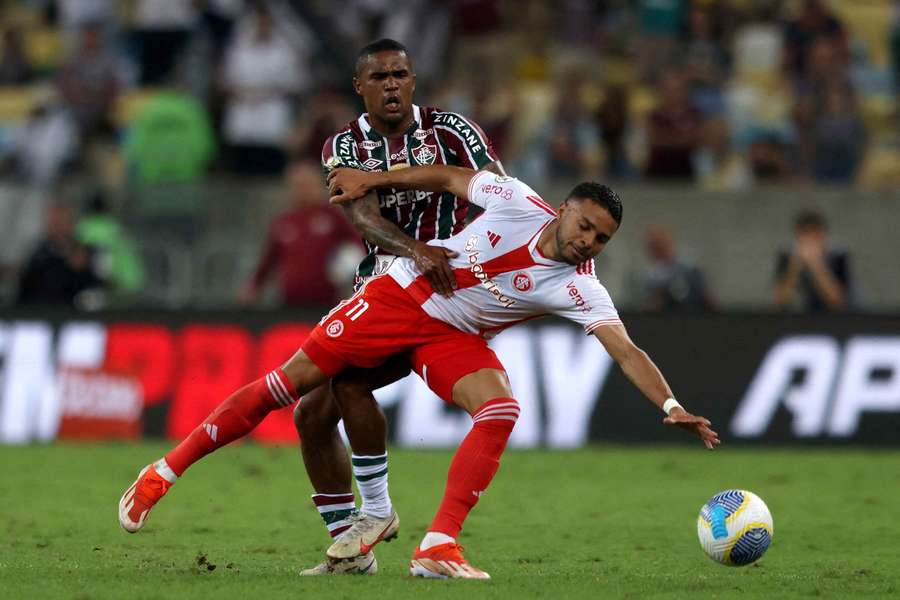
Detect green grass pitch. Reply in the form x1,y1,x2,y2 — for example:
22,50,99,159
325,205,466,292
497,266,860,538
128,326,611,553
2,443,899,599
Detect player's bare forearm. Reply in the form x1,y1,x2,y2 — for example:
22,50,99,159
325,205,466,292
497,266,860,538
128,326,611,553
330,165,474,203
339,192,416,257
594,324,720,448
593,325,672,410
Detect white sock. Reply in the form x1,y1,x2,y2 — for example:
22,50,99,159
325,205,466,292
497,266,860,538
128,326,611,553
420,531,455,550
153,458,178,484
351,453,392,518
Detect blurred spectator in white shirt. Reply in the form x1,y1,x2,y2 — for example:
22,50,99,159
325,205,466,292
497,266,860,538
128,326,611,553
222,1,306,175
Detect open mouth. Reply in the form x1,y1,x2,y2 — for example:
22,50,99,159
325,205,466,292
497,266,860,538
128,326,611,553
384,96,401,112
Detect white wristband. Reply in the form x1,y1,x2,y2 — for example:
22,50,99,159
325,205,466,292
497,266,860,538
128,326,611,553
662,398,682,415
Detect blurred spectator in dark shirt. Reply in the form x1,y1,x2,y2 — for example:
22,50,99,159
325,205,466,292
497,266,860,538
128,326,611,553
644,70,702,180
239,160,363,307
774,210,852,312
793,36,851,174
16,201,105,308
638,224,715,312
681,4,728,118
56,23,120,142
0,27,34,84
812,81,866,183
783,0,847,80
597,84,634,180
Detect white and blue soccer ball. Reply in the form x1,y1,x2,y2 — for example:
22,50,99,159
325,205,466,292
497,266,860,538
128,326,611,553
697,489,773,566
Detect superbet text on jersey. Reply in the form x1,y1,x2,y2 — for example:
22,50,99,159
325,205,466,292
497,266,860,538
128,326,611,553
321,105,498,284
387,171,622,337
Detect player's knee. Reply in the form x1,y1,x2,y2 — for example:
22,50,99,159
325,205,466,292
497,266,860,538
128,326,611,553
471,397,520,428
330,375,371,409
294,389,341,438
452,368,512,414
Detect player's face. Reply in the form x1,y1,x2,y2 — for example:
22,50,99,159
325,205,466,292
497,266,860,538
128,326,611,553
554,199,619,265
354,51,416,130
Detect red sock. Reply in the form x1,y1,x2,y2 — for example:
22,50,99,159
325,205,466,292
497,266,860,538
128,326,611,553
164,369,297,476
429,398,520,538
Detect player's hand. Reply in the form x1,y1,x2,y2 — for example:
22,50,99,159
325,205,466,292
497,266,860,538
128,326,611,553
663,407,720,450
412,241,458,297
328,168,372,204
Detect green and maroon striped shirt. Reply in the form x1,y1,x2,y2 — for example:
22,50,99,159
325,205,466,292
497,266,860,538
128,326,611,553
321,104,499,286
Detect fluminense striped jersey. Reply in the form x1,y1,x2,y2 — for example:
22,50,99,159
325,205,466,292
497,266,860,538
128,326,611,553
321,104,499,285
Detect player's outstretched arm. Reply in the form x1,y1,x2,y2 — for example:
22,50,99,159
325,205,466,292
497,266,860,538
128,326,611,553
328,165,476,204
592,324,720,449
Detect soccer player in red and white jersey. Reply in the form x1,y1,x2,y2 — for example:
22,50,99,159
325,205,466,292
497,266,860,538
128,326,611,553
118,163,719,579
117,38,506,576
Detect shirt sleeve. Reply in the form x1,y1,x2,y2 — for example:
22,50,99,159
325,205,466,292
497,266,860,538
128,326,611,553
433,111,499,169
465,170,526,210
321,130,363,180
553,272,622,334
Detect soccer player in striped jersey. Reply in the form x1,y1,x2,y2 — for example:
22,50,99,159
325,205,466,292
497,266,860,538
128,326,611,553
291,39,505,575
293,38,505,575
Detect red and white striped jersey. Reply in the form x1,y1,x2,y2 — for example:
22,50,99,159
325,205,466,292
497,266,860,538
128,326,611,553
387,170,621,337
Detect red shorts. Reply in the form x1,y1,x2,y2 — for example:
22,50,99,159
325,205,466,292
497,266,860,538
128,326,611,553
303,275,505,403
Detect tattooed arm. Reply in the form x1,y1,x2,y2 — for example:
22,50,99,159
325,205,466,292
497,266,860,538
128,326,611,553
340,192,459,296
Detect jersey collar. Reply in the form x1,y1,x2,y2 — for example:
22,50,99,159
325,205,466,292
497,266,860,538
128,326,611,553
528,217,563,266
358,104,422,138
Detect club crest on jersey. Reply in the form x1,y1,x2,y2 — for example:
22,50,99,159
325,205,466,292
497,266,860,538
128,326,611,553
359,140,382,150
326,320,344,338
412,143,437,165
512,272,534,293
362,157,383,171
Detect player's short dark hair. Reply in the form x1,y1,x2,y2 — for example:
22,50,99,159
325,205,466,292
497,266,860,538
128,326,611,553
566,182,623,225
794,209,827,230
355,39,411,76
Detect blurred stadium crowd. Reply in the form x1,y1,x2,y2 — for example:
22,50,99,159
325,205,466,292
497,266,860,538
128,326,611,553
0,0,898,312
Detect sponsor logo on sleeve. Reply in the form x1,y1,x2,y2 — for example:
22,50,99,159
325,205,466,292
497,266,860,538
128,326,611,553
566,281,592,313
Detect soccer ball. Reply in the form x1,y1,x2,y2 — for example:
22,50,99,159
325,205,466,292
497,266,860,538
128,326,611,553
697,489,773,566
